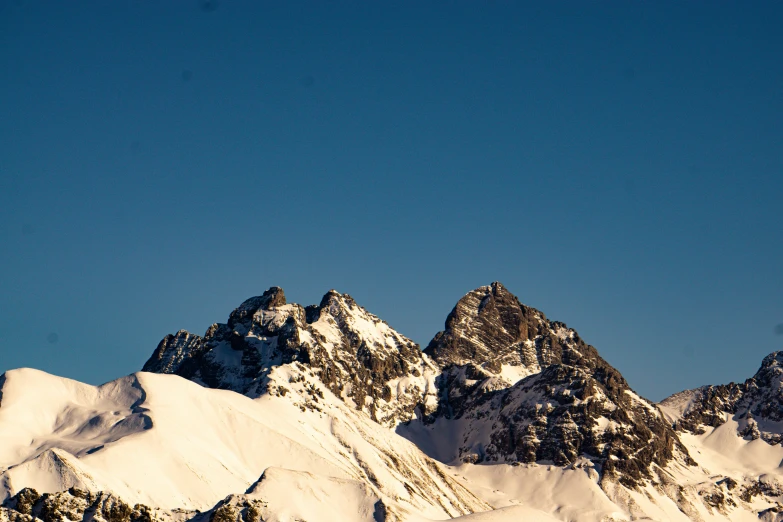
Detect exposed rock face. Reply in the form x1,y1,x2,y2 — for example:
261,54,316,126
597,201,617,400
425,282,566,376
662,351,783,445
425,282,630,388
0,487,282,522
143,288,438,426
414,283,692,487
430,363,691,486
1,488,172,522
0,475,406,522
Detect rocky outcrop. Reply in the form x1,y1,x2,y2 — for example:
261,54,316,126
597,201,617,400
0,487,269,522
662,351,783,445
1,488,172,522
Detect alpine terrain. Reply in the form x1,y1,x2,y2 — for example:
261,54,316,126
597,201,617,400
2,283,782,522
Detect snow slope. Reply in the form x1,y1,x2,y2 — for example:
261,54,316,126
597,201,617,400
0,366,489,520
0,368,347,510
5,365,783,522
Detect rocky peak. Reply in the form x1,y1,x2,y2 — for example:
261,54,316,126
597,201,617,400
143,330,205,376
307,290,361,326
760,351,783,369
227,287,287,329
1,487,170,522
756,351,783,389
425,282,535,371
425,282,598,382
318,288,353,309
143,287,437,426
408,283,692,488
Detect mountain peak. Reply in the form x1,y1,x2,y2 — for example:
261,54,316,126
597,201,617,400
753,351,783,393
142,287,434,425
318,289,356,310
144,282,690,487
484,281,508,293
409,284,689,485
8,283,783,522
423,283,550,372
227,287,286,329
759,351,783,372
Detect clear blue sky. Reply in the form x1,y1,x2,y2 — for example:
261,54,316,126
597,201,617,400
1,1,781,401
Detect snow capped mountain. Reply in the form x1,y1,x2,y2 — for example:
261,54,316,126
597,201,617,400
143,287,438,427
410,283,692,489
3,282,783,521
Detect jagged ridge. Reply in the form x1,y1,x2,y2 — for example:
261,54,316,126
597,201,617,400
4,281,783,521
144,287,438,426
662,351,783,445
146,282,695,487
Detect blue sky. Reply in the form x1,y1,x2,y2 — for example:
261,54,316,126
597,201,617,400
1,1,781,401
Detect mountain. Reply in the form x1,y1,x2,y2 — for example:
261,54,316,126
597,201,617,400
411,283,692,489
2,282,783,521
143,287,438,427
661,351,783,445
0,367,489,521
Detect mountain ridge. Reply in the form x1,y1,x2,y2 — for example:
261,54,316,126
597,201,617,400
661,350,783,445
3,282,783,521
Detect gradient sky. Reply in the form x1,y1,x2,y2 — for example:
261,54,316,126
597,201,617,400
1,1,782,401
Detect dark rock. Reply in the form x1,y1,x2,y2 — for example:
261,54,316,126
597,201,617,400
1,488,166,522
